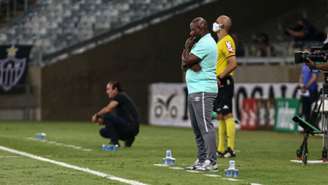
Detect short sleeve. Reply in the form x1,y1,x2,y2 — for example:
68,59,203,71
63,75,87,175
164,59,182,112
221,40,235,58
191,41,207,60
112,94,123,104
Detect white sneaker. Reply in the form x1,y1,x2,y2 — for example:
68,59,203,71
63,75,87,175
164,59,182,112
185,159,202,170
195,159,218,171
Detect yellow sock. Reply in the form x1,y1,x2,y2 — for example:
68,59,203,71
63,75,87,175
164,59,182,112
217,120,226,152
226,117,236,150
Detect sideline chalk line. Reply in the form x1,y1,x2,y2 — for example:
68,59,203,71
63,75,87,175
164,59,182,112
0,145,148,185
27,137,92,152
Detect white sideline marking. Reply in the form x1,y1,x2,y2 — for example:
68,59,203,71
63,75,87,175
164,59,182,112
222,177,240,182
251,183,262,185
27,137,92,152
153,163,168,167
0,145,148,185
169,166,184,170
203,174,221,177
290,159,328,164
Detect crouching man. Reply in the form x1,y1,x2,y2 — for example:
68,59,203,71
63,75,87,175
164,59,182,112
92,81,139,147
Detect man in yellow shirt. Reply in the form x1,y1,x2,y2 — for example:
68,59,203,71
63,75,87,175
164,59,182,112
212,15,238,158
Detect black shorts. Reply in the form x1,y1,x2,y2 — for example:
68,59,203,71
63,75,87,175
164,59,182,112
213,75,234,115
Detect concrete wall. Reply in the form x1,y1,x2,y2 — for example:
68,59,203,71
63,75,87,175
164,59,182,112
0,65,41,120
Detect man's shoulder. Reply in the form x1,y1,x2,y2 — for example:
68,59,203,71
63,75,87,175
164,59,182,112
219,35,235,45
218,35,236,53
197,34,215,46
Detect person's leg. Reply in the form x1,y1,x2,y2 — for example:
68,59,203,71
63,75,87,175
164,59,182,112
217,115,226,154
222,77,236,157
302,96,311,123
101,113,130,145
191,92,217,164
99,125,119,145
214,88,226,154
224,114,236,153
188,93,207,163
121,125,139,147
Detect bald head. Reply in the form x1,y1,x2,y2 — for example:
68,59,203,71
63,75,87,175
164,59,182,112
216,15,232,32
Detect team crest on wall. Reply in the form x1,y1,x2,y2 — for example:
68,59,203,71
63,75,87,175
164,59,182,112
0,45,32,93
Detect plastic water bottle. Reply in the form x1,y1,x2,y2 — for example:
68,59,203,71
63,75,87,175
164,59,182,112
225,160,239,177
35,133,47,140
101,144,118,151
163,149,175,166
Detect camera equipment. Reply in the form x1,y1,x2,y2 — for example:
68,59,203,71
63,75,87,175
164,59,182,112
294,46,328,64
292,73,328,164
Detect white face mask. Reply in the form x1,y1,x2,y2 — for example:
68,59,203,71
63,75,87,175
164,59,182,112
212,22,223,32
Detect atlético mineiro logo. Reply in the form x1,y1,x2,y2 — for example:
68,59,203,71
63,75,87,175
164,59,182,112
0,46,26,91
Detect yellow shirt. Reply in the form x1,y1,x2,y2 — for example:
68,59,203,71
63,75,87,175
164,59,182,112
216,34,236,76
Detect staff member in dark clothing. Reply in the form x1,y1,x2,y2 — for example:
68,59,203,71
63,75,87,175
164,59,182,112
91,81,139,147
299,63,319,123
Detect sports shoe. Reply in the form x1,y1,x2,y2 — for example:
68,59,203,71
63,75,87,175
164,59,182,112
217,151,225,158
185,159,203,170
224,147,236,158
195,159,218,171
124,136,135,147
109,141,120,148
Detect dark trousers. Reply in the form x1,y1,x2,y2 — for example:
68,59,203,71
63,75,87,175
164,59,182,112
301,90,318,124
99,114,139,145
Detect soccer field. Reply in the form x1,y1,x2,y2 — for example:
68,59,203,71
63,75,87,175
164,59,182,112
0,121,327,185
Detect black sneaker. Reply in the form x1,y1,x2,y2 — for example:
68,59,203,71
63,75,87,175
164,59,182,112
224,147,236,158
124,136,135,147
216,151,225,158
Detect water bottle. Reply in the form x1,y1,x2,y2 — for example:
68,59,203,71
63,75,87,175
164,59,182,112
163,149,175,166
101,144,118,151
225,160,239,177
35,132,47,140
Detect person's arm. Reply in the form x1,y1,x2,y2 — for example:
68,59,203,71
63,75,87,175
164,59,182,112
218,55,237,79
304,73,318,90
181,49,201,67
181,37,201,71
91,100,119,123
305,58,328,71
286,28,305,38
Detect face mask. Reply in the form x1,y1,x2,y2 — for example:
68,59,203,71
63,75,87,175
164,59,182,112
212,22,223,32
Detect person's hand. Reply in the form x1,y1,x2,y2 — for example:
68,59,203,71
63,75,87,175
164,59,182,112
190,63,201,72
91,114,98,123
181,61,188,71
217,75,224,88
301,85,307,93
184,37,195,50
305,58,316,69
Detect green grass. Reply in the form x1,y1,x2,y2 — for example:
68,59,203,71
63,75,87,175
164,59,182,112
0,121,327,185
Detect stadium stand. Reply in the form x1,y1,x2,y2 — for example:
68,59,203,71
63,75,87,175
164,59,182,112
0,0,212,64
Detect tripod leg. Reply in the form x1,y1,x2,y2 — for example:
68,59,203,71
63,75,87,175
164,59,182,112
302,133,309,165
296,132,307,160
322,147,327,162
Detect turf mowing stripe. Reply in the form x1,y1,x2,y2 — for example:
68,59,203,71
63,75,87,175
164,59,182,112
27,137,92,152
0,145,148,185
